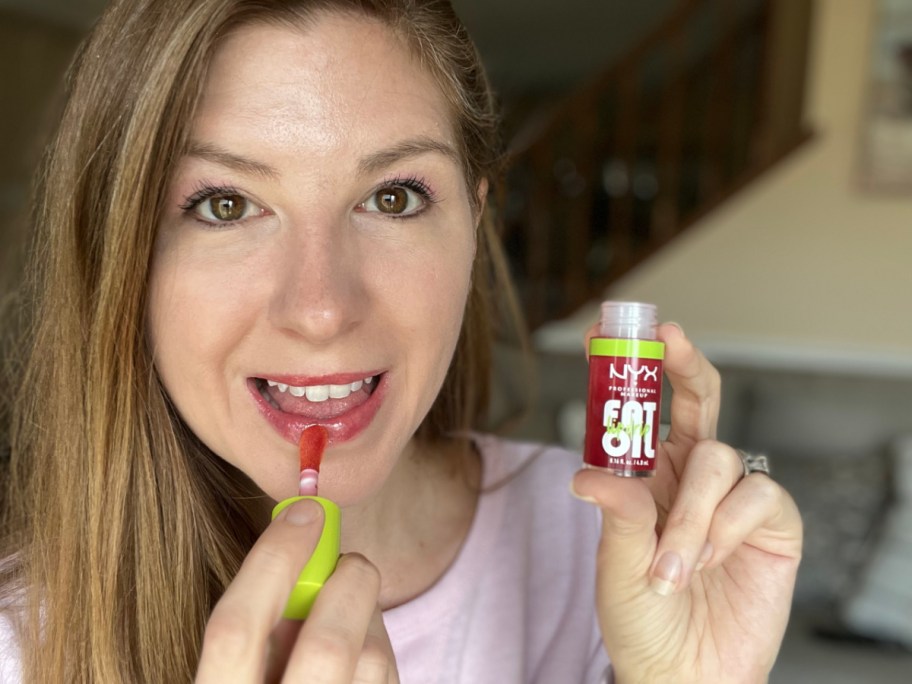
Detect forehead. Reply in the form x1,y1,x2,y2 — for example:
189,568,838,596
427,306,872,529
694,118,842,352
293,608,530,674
194,13,457,162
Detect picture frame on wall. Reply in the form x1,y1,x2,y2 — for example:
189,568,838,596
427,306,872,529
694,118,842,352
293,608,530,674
857,0,912,193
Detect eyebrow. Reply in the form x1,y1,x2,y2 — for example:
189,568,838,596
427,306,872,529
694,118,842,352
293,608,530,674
357,137,461,175
186,137,461,181
187,141,280,180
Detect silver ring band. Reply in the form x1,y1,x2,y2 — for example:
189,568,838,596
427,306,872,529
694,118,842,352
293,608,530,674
736,450,771,478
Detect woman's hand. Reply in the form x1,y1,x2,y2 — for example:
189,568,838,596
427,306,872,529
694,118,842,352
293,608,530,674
573,323,802,684
196,499,400,683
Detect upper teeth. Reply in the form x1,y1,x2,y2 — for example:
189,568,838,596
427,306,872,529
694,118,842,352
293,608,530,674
266,376,373,402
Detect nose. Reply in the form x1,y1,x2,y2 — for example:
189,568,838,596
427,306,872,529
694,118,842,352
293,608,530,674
267,217,367,344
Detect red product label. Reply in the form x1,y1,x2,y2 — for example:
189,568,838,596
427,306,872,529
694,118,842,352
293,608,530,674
584,338,664,475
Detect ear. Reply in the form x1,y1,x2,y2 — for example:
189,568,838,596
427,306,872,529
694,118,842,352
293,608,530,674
471,178,489,259
474,178,489,225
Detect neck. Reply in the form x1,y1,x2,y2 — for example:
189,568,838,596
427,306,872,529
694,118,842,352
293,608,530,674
338,435,481,609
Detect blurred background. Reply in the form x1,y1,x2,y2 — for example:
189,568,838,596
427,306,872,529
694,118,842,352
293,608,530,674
2,0,912,681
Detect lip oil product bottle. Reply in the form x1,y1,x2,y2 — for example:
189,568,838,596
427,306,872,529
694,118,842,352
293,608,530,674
584,301,664,477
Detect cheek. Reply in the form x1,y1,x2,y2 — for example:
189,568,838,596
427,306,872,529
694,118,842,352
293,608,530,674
146,247,256,392
147,266,202,412
406,242,473,403
372,228,474,339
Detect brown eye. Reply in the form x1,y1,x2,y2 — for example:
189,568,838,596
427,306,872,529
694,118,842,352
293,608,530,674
359,183,428,217
208,194,246,221
375,187,409,214
186,191,265,225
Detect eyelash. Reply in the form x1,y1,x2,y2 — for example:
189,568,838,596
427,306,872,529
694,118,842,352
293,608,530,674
381,175,437,204
358,174,439,220
180,183,242,211
178,183,247,224
178,174,439,227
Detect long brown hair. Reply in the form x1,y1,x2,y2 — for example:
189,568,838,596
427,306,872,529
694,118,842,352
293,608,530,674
0,0,522,680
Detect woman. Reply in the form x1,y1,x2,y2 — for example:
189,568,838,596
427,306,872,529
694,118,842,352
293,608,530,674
0,0,802,681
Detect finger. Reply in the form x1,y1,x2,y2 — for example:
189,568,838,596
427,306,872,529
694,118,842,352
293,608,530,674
351,605,399,684
702,473,804,571
658,323,720,445
270,563,398,684
266,620,302,684
284,553,383,682
648,440,743,595
572,468,659,596
582,322,601,360
197,499,325,683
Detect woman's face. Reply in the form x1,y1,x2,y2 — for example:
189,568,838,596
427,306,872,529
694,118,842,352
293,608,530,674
147,14,478,505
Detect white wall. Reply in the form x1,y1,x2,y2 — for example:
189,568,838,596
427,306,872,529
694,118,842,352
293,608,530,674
608,0,912,375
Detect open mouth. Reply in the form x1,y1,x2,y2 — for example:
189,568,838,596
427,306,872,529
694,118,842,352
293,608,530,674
253,373,382,420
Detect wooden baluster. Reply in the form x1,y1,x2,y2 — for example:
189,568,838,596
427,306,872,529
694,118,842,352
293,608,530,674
698,0,736,203
525,140,553,329
609,63,640,278
564,99,597,312
755,0,813,165
653,29,688,242
725,10,759,179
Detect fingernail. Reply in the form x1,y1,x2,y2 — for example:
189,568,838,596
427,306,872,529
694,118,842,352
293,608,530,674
650,551,682,597
695,541,714,572
665,322,684,335
282,499,320,527
568,480,599,505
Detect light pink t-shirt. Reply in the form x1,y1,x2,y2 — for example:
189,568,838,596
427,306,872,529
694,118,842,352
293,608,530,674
0,435,612,683
383,434,611,683
0,613,17,684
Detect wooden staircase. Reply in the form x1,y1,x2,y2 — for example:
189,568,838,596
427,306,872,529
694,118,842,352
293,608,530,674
500,0,814,330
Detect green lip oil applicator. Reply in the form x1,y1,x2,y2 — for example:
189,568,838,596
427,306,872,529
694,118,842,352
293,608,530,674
271,425,341,619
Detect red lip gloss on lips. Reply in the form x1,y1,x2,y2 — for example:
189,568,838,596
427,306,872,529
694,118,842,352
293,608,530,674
584,301,665,477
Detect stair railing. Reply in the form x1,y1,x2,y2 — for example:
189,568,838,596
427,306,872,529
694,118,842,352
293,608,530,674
501,0,814,330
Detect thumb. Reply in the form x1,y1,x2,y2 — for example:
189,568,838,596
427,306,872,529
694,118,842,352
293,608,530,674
572,469,659,598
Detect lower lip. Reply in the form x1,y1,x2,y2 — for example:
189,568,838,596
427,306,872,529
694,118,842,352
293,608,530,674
248,375,387,446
